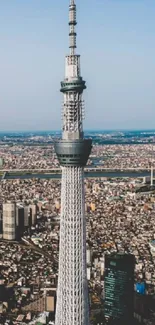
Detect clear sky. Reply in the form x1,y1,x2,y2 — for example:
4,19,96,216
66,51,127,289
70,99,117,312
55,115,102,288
0,0,155,131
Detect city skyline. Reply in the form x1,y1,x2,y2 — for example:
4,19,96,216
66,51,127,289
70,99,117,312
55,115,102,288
0,0,155,131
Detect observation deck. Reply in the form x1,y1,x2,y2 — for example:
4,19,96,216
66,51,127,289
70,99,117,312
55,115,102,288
60,77,86,93
54,138,92,167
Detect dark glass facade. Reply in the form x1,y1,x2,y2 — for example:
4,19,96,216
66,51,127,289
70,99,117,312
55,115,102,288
104,253,135,325
16,206,24,240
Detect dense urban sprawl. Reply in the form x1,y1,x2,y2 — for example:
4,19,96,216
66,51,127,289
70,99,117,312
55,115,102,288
0,144,154,170
0,142,155,324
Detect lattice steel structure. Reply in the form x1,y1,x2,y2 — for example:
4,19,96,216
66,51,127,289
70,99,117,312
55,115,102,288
54,1,92,325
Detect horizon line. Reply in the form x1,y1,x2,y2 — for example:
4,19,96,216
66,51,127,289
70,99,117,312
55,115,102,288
0,128,155,133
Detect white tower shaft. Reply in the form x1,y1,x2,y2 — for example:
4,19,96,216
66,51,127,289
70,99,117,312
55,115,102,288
55,167,89,325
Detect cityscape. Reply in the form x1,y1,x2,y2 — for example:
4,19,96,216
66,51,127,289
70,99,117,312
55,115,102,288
1,133,155,324
0,0,155,325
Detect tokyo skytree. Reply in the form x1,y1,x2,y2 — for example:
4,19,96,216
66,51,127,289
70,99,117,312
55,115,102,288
54,0,92,324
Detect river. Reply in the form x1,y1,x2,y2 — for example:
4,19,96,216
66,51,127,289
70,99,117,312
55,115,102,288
3,171,151,180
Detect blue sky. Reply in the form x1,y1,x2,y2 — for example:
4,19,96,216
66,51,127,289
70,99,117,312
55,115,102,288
0,0,154,131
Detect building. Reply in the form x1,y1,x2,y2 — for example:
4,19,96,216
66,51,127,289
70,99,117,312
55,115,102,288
0,158,4,167
0,276,6,303
3,202,16,240
149,240,155,256
134,292,150,323
45,288,56,316
104,253,135,325
135,282,145,295
0,211,3,238
29,204,37,225
3,202,32,241
24,205,30,228
16,204,25,240
54,0,92,324
86,246,92,265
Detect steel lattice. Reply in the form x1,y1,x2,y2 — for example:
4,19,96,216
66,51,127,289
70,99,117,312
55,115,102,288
55,167,89,325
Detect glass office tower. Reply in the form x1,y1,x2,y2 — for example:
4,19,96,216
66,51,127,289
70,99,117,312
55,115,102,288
104,253,135,325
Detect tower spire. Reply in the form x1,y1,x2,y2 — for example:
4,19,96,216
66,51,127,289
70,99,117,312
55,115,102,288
69,0,77,54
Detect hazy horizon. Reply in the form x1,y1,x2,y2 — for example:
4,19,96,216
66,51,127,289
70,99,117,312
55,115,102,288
0,128,155,134
0,0,155,131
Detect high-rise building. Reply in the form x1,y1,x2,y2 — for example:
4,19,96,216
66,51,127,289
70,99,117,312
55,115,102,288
54,1,92,325
29,204,37,225
104,253,135,325
24,205,30,228
16,204,25,240
0,211,3,238
3,203,16,240
3,202,33,240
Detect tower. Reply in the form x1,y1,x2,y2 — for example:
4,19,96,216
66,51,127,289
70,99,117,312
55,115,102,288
54,1,92,325
104,253,135,325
